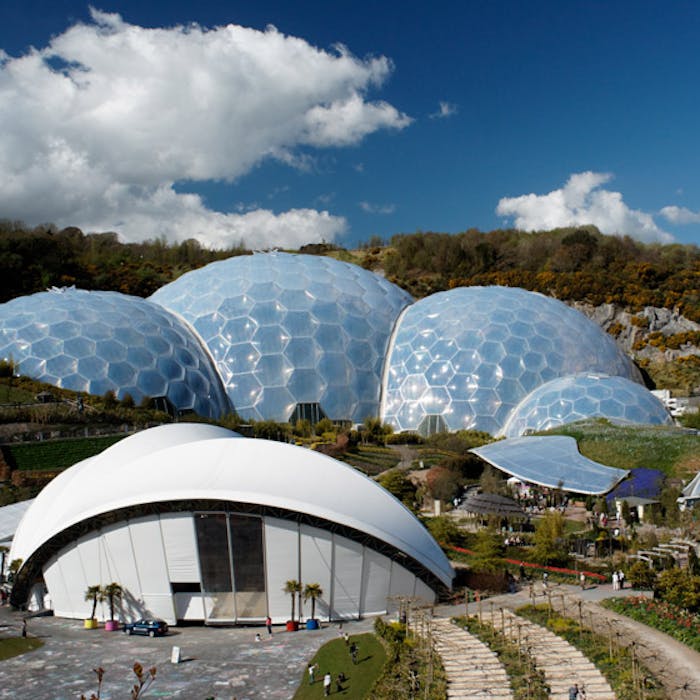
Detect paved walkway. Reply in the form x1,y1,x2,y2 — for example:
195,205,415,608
432,618,512,699
0,606,373,699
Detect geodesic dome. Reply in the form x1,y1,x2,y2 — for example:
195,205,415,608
380,286,642,436
501,373,672,438
150,252,413,423
0,288,230,419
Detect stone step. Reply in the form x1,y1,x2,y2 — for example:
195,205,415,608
432,618,514,700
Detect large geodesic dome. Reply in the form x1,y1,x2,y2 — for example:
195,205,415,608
0,288,230,419
501,373,672,438
380,286,642,436
150,252,413,423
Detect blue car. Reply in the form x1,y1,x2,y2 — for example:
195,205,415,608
123,618,169,637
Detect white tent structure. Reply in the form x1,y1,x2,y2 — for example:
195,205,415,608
10,424,452,624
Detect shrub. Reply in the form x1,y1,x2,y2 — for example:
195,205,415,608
626,560,657,590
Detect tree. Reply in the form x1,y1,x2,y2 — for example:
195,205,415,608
655,568,700,612
471,528,505,573
284,579,302,622
101,582,123,621
314,418,334,436
424,515,460,546
479,465,506,495
626,561,657,590
531,511,568,565
303,583,323,621
378,470,417,511
426,466,462,502
84,585,101,621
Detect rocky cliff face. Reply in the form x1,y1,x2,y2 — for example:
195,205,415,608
571,303,700,362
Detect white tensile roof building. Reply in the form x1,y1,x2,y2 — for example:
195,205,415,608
10,424,453,625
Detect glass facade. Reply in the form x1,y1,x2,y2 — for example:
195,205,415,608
502,373,673,437
0,288,229,419
150,252,413,423
381,286,643,436
194,512,266,621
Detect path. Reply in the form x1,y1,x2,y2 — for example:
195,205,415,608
432,617,513,699
440,582,700,700
479,607,614,699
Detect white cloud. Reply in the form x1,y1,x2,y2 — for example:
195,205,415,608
0,9,409,247
496,172,673,243
659,205,700,225
429,101,457,119
359,201,396,214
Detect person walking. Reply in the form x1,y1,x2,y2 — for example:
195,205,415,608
350,641,358,665
308,663,316,685
579,572,586,590
612,571,619,591
618,570,625,590
568,682,580,699
266,615,273,636
21,618,27,638
323,672,331,696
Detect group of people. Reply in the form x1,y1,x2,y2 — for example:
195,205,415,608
308,664,347,696
612,569,626,590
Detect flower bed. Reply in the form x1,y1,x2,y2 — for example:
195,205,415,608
602,596,700,653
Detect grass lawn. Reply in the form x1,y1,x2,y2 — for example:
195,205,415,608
0,636,43,660
292,632,386,699
543,420,700,477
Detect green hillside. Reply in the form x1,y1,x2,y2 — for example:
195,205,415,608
2,434,126,472
542,419,700,478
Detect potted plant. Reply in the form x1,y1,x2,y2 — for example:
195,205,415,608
303,583,323,630
283,579,301,631
84,584,101,629
101,582,123,631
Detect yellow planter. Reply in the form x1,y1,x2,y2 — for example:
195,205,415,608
84,618,98,629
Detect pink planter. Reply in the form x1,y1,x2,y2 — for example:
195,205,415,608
104,620,120,631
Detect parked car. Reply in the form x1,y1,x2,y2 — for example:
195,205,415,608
123,618,169,637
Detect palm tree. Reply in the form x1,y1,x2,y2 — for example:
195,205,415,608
303,583,323,621
84,584,101,620
283,579,302,622
101,582,123,621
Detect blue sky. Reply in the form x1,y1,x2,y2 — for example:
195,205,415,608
2,1,700,249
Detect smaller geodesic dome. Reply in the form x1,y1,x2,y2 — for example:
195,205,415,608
150,252,414,423
381,286,641,436
502,373,673,437
0,288,230,419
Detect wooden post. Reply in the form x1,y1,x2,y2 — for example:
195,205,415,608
578,600,583,641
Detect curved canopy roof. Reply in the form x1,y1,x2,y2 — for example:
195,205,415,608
470,435,629,495
11,423,453,587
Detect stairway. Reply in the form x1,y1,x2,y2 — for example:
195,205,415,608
432,617,514,699
480,608,616,699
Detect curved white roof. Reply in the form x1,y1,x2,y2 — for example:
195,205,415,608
11,424,452,587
